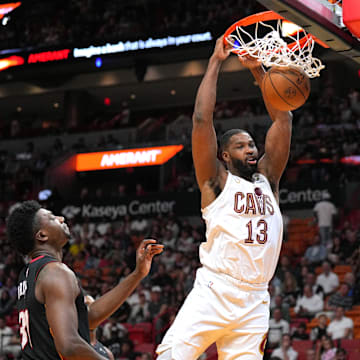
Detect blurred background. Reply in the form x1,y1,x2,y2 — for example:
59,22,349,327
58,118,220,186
0,0,359,359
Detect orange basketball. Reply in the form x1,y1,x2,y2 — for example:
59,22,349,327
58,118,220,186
262,66,311,111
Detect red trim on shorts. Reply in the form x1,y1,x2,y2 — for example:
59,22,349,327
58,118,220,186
30,255,45,263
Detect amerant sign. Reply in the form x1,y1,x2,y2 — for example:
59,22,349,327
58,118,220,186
76,145,183,171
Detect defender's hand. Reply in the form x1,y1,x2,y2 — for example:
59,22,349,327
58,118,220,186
135,239,164,278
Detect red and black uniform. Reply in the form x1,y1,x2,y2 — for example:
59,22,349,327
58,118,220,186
17,255,90,360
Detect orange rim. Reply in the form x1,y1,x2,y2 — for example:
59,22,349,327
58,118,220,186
223,10,329,52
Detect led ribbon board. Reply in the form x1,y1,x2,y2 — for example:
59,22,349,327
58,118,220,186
0,31,213,72
76,145,184,172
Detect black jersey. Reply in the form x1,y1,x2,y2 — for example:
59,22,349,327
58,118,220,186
17,255,90,360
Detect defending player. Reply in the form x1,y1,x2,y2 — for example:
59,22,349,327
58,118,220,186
7,200,163,360
156,36,292,359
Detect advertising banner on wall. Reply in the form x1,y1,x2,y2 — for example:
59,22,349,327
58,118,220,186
279,184,342,210
60,192,201,221
75,145,184,171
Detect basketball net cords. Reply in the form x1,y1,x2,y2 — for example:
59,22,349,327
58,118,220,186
226,19,325,78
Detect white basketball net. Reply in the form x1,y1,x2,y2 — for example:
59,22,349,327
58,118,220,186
226,19,325,78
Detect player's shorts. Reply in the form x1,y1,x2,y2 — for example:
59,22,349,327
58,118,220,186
156,266,269,360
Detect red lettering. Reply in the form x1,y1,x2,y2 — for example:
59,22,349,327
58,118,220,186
265,195,274,215
234,192,245,214
27,49,70,64
245,193,257,215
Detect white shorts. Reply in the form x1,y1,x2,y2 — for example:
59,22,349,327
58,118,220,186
156,267,269,360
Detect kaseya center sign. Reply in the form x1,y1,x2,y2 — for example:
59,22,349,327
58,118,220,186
76,145,183,171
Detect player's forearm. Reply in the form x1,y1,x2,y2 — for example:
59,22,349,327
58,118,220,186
193,56,222,124
88,270,143,329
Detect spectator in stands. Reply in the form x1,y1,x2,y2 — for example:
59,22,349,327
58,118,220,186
304,235,327,267
271,334,298,360
335,348,347,360
315,335,337,360
0,316,21,357
292,322,309,341
294,284,324,318
128,291,150,324
313,194,337,245
148,286,165,320
268,308,290,348
342,227,359,261
327,235,345,264
282,271,299,307
343,272,360,305
161,229,177,251
271,294,291,322
304,272,324,299
151,263,173,288
316,261,339,296
0,289,15,317
310,313,329,341
325,283,353,311
306,348,316,360
327,306,353,340
118,339,139,360
275,255,292,283
103,317,128,357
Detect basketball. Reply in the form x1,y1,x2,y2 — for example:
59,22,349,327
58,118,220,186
262,66,311,111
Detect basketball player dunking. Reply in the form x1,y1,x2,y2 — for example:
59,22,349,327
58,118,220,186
156,36,292,359
7,200,163,360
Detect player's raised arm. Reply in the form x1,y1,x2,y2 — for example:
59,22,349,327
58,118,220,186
87,239,163,329
192,36,230,192
240,57,292,197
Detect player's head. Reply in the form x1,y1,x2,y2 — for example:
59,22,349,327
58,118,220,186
7,200,70,256
219,129,258,180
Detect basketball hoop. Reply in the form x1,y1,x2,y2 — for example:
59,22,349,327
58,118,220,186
224,11,326,78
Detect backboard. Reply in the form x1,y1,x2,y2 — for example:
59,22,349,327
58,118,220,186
257,0,360,63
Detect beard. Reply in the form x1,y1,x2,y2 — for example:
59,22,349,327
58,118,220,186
231,158,257,181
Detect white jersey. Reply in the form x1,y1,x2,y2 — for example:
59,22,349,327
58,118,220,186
201,172,283,285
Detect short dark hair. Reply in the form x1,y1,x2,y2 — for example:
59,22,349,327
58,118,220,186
219,129,248,153
7,200,42,255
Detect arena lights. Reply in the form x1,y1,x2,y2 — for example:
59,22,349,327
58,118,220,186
95,57,102,68
76,145,184,171
296,155,360,165
73,31,213,58
0,2,21,20
0,31,213,72
0,55,24,71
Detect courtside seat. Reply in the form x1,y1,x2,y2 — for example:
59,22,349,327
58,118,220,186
333,265,352,276
133,322,153,342
292,339,313,360
126,322,153,345
134,342,154,354
348,349,360,360
340,339,360,350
